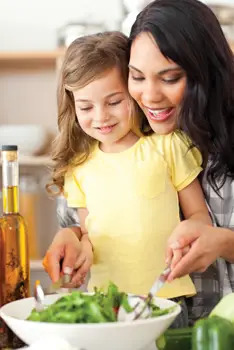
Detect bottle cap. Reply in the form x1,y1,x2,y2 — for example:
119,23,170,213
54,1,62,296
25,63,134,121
2,145,18,151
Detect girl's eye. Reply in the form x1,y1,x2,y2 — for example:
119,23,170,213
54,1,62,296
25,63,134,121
79,107,92,111
109,100,122,106
131,76,144,81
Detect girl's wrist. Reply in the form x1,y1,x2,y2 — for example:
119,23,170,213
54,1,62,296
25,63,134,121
81,233,94,251
64,226,82,240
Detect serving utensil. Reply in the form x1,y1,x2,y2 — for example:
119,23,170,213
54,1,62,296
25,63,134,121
118,267,171,321
34,273,72,312
34,280,45,312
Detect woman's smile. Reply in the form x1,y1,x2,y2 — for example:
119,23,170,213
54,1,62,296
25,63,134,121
146,107,175,122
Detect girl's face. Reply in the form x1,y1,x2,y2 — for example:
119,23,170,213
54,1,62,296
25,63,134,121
73,67,137,153
128,32,187,135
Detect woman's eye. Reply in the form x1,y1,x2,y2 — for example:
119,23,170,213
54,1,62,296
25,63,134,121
163,76,183,84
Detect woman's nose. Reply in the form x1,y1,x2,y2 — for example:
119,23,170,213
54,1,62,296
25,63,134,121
142,81,163,105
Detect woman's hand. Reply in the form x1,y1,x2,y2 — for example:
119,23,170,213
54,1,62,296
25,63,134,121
43,227,82,285
166,220,224,281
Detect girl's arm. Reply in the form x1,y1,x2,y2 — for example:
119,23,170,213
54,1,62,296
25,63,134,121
78,207,89,235
167,178,212,268
178,178,212,225
78,207,93,248
70,208,93,285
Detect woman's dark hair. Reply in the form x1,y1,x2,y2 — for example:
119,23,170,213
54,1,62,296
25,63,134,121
129,0,234,192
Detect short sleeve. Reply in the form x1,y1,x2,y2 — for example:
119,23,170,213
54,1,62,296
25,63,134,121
164,131,203,191
64,170,86,208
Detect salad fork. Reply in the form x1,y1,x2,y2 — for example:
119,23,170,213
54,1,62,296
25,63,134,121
118,266,171,321
34,273,72,312
34,280,45,312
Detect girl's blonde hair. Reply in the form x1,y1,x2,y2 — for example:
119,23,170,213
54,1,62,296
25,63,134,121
48,31,143,194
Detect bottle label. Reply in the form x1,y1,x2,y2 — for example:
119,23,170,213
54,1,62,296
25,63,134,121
2,161,19,188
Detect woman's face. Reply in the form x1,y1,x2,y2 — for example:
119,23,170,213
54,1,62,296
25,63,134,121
128,32,187,135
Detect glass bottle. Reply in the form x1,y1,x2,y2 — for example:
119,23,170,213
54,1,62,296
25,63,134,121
0,145,29,348
20,175,40,260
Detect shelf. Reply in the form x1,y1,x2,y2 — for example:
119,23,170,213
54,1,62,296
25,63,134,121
0,49,65,71
0,42,233,71
0,155,53,167
19,155,53,166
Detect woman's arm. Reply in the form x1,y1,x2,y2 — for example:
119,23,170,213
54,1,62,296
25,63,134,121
166,221,234,281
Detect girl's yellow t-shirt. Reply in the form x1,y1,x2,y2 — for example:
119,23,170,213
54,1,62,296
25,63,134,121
64,131,202,298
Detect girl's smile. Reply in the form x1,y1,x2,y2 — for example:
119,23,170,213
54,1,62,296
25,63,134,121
95,123,118,134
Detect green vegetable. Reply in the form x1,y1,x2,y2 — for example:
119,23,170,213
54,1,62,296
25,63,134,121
210,292,234,323
192,316,234,350
156,327,192,350
28,282,174,324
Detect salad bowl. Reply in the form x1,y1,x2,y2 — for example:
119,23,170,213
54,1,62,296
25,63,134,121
0,293,180,350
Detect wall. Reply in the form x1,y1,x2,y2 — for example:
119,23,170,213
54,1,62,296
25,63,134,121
0,0,124,131
0,0,124,50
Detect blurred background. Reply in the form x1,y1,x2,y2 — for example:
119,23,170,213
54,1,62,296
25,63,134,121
0,0,233,290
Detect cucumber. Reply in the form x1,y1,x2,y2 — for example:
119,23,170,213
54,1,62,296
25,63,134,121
156,327,192,350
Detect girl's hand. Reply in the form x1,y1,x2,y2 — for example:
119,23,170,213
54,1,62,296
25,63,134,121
43,227,82,283
166,220,222,281
70,234,93,286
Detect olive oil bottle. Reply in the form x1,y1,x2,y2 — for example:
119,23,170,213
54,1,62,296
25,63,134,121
0,145,29,349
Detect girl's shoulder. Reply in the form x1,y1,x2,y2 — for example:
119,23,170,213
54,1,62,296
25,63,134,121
67,142,99,173
143,130,202,167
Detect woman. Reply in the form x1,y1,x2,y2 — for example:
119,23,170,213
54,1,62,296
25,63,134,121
44,0,234,322
127,0,234,319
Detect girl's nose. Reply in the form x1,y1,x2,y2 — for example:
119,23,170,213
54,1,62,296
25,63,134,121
94,108,109,123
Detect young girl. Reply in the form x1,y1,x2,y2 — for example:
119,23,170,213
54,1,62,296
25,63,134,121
47,31,211,305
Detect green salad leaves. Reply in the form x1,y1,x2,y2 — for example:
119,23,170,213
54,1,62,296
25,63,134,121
28,282,174,323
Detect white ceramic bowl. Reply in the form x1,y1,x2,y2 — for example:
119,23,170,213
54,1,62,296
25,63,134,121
0,124,49,155
0,294,180,350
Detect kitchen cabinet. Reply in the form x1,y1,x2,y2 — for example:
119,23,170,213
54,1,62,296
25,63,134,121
0,52,63,271
0,48,65,129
